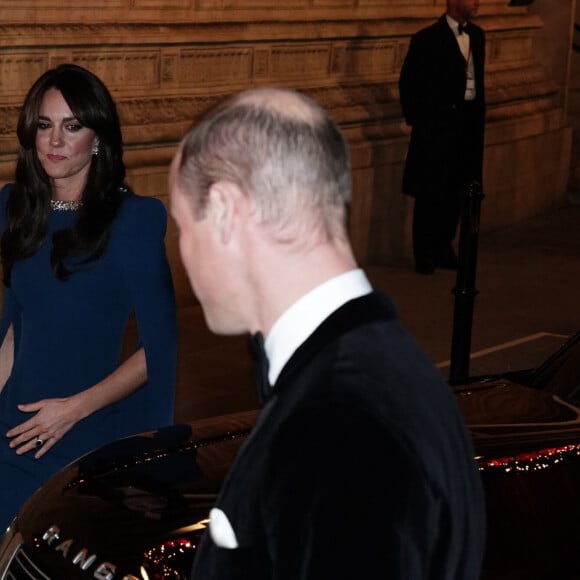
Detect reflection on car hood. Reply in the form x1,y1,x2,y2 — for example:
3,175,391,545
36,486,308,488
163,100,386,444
8,410,258,580
455,378,580,460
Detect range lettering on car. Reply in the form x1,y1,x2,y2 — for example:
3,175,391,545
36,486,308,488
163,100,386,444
41,525,138,580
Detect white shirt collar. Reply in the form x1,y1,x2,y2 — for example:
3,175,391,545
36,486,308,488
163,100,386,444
446,14,464,36
264,269,372,385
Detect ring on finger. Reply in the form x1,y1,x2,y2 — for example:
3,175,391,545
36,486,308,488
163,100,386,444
35,436,44,447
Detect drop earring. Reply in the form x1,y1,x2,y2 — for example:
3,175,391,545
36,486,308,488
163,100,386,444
92,145,99,156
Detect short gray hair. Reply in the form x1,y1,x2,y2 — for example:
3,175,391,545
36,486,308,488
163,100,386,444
177,89,352,242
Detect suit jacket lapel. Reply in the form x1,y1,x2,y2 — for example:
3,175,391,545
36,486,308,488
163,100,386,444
273,292,399,394
436,15,468,75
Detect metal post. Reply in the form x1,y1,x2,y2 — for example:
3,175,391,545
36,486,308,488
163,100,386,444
449,180,485,382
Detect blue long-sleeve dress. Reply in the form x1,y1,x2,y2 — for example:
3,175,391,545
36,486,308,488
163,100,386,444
0,183,177,528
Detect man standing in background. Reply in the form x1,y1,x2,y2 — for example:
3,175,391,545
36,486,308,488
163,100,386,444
399,0,486,275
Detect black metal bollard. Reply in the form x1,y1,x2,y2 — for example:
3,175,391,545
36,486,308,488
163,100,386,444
449,180,485,382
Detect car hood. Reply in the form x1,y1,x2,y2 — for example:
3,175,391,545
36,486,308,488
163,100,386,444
3,410,258,580
455,378,580,460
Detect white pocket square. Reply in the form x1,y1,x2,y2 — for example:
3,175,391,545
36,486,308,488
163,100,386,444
209,507,239,549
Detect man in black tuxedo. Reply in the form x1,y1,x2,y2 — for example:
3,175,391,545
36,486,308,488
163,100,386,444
168,87,485,579
399,0,486,274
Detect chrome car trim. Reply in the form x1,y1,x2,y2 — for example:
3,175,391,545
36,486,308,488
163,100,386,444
42,525,120,579
0,529,23,579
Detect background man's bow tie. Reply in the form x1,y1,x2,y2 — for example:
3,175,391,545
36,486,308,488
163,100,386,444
248,332,272,404
458,23,468,35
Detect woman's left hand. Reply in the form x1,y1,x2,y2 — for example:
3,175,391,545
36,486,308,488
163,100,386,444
6,350,147,459
6,397,83,459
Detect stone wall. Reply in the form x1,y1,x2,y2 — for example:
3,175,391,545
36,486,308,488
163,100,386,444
0,1,573,307
568,0,580,201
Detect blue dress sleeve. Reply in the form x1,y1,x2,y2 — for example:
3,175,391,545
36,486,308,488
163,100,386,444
113,194,178,432
0,184,19,351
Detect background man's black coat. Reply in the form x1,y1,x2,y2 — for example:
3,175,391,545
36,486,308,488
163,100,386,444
399,15,486,199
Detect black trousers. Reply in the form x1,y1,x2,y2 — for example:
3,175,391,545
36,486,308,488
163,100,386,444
413,193,461,269
412,100,482,269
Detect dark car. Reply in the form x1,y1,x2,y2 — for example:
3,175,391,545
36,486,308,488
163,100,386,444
2,332,580,579
0,411,258,580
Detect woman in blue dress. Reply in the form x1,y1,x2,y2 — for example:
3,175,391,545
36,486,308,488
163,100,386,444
0,64,177,528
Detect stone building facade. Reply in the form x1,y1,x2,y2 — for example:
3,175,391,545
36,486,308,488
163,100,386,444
0,0,573,306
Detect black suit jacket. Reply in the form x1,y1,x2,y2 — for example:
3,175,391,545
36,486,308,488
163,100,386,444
399,15,486,197
191,292,486,579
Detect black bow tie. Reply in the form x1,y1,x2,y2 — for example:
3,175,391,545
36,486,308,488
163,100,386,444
457,23,468,35
248,332,272,404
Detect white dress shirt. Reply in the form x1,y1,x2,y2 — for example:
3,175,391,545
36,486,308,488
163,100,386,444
446,14,476,101
264,269,372,386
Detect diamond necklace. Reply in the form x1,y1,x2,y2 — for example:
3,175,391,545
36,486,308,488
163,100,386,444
50,199,83,211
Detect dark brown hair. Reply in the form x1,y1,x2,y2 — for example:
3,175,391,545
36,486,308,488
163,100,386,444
1,63,126,284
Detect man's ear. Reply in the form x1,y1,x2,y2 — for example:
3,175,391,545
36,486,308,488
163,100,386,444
207,180,245,244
